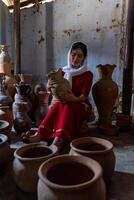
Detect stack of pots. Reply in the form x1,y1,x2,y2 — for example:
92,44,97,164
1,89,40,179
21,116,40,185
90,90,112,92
36,137,115,199
13,136,115,199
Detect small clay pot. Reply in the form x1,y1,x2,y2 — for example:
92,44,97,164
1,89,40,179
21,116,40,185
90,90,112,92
13,143,58,192
38,155,106,200
70,137,116,183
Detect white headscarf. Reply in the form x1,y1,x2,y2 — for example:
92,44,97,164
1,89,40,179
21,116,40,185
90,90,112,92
62,42,88,87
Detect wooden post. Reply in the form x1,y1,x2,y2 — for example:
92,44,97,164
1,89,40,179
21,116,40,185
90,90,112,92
122,1,134,115
13,0,21,75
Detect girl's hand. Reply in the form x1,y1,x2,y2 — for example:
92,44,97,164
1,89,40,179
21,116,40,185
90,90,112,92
47,80,56,91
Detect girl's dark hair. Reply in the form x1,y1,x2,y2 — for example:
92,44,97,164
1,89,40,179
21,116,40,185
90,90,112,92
71,42,87,58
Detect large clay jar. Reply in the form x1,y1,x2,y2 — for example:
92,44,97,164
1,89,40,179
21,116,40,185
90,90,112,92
0,105,13,130
13,143,58,192
92,64,118,128
13,102,32,134
0,45,11,75
69,137,115,183
0,134,11,175
38,155,106,200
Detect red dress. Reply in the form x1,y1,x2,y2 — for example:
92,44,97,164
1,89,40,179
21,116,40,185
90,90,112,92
38,71,93,143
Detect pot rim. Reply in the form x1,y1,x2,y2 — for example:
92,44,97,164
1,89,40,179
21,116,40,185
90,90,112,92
14,143,58,161
0,133,8,144
0,120,9,131
38,154,103,191
70,137,113,154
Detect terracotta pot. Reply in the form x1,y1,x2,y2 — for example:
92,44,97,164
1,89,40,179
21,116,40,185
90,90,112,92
38,155,106,200
69,137,115,183
116,113,132,132
18,73,32,84
4,75,16,99
92,64,118,128
0,133,11,175
13,102,32,134
13,143,58,192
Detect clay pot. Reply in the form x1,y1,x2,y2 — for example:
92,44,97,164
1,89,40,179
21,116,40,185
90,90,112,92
13,143,58,192
0,134,11,175
0,73,13,106
92,64,118,128
13,102,32,134
4,75,16,99
0,45,12,76
18,73,32,84
69,137,116,183
116,113,132,132
38,155,106,200
13,83,32,118
0,105,13,130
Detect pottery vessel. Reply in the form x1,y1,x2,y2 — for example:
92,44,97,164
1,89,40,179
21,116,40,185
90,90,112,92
69,137,116,183
0,45,12,76
0,73,13,106
18,73,32,84
13,143,58,192
4,75,16,99
0,133,11,175
38,154,106,200
92,64,118,128
13,102,32,134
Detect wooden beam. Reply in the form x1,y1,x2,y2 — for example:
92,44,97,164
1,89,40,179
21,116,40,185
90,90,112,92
13,0,21,75
9,0,42,9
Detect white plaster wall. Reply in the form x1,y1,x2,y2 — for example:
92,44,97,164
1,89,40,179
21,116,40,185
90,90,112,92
20,0,128,87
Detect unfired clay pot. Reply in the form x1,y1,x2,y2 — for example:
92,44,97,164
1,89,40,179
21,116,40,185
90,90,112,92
0,133,11,175
69,137,116,183
37,155,106,200
92,64,118,129
13,143,58,192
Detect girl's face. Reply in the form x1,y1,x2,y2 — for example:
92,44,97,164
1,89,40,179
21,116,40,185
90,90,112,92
70,48,85,68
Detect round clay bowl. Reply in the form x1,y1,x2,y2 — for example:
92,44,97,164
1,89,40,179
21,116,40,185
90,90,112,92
70,137,116,183
38,155,106,200
13,143,58,192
